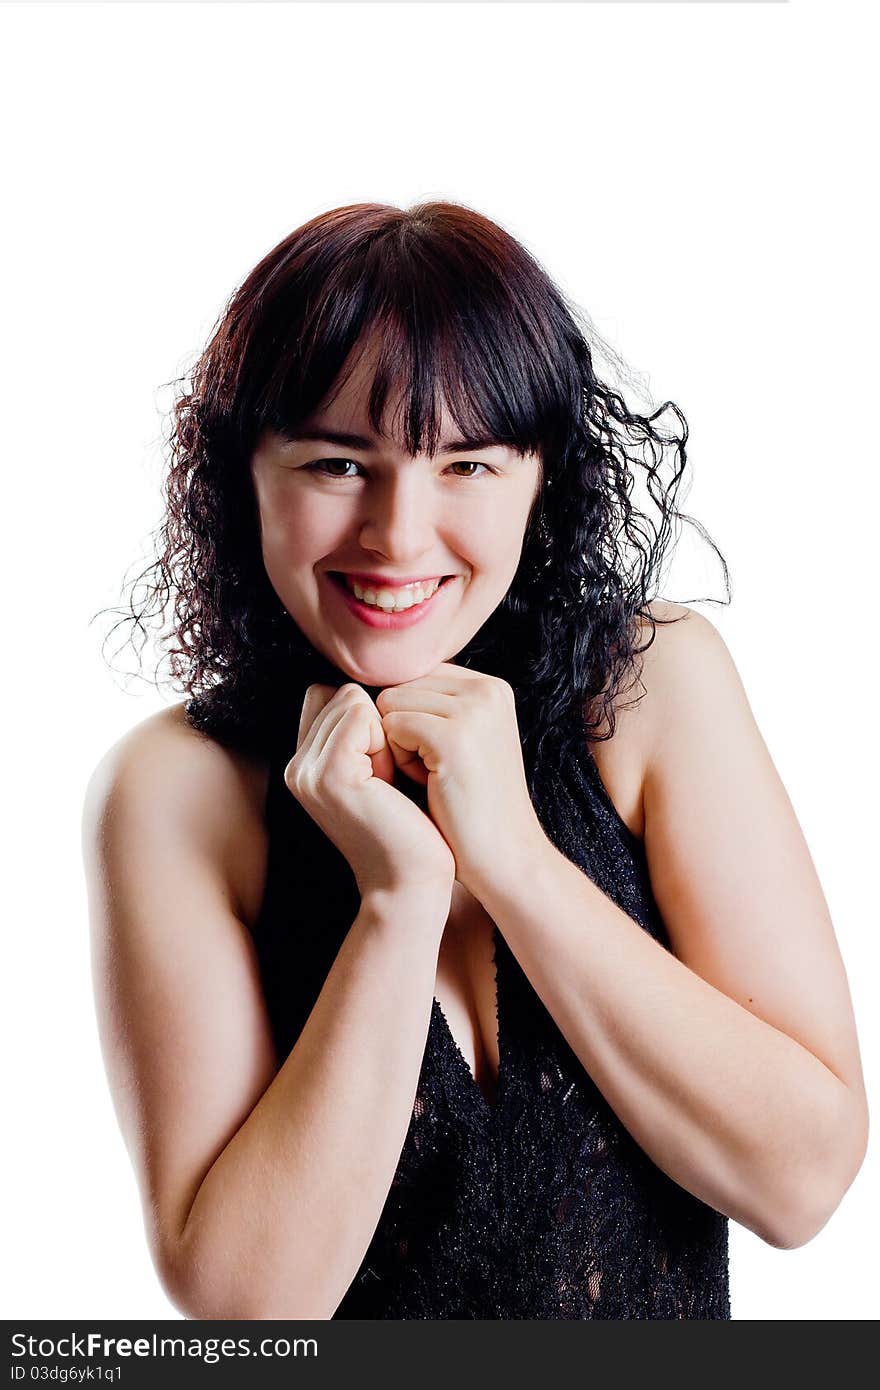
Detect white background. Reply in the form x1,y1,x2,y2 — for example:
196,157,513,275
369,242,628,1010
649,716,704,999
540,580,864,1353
1,0,876,1320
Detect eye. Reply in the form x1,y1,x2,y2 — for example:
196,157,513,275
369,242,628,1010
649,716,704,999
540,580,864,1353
446,460,493,479
305,458,363,478
304,457,495,480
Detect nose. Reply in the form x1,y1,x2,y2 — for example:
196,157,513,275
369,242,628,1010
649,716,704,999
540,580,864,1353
358,469,438,563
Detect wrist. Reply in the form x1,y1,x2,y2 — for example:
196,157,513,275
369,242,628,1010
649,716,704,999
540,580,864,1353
463,825,557,906
358,880,453,932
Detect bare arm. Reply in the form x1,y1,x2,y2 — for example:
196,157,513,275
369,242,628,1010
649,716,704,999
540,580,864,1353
82,709,449,1321
477,842,863,1250
176,888,446,1319
470,609,869,1250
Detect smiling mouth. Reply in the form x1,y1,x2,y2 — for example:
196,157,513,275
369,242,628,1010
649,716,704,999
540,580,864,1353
328,572,455,613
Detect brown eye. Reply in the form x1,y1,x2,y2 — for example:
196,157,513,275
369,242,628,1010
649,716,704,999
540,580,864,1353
448,461,491,479
307,458,361,478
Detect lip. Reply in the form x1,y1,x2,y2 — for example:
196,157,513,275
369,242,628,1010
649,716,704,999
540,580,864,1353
330,571,451,589
325,572,457,630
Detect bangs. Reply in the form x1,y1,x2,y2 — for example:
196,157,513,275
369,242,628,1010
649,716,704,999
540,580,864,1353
272,315,550,461
236,204,578,461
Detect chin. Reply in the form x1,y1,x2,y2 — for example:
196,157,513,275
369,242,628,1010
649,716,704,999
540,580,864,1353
350,658,435,689
329,645,452,691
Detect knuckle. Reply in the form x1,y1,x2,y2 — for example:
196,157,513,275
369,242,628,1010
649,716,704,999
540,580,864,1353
285,752,321,802
340,698,371,731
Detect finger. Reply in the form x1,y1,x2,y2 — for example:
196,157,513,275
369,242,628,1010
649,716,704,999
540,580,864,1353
389,746,429,787
381,710,445,779
297,683,339,752
299,684,392,782
414,660,484,686
376,662,483,701
360,697,396,785
412,660,477,680
295,684,374,775
376,687,457,718
321,695,393,785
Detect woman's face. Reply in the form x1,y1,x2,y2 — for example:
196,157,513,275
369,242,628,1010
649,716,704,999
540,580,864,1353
250,352,543,689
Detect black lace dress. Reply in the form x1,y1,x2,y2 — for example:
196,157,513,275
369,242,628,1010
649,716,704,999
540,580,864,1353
185,664,731,1320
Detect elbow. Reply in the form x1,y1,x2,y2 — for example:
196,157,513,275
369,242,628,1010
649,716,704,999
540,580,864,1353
154,1233,338,1321
152,1231,216,1320
763,1090,869,1251
765,1190,842,1252
151,1225,238,1320
763,1198,832,1252
156,1257,274,1321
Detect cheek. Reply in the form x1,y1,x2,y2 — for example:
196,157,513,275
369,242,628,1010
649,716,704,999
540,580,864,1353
464,497,531,565
260,492,348,566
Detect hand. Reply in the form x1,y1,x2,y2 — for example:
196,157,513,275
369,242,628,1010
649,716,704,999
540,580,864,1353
375,663,549,899
284,683,456,903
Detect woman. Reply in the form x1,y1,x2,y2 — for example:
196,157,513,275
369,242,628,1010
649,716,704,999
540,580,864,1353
82,200,868,1320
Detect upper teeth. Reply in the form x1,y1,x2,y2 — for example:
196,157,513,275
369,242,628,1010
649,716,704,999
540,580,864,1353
347,577,444,611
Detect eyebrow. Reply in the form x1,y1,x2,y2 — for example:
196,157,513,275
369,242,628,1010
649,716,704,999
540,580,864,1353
281,426,507,455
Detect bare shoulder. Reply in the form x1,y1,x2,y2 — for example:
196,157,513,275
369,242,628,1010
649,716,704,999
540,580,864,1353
81,706,280,1297
83,702,271,930
588,600,703,842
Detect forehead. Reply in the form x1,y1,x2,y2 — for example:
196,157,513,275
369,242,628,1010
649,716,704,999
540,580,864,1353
289,328,543,467
311,339,449,450
303,379,502,461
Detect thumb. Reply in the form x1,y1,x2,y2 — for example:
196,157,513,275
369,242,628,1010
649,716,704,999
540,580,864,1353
364,702,396,785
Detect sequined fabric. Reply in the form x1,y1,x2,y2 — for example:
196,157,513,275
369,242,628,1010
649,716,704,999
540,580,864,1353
185,671,731,1320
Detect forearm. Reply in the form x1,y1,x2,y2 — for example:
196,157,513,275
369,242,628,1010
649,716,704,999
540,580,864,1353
477,838,857,1249
172,889,447,1319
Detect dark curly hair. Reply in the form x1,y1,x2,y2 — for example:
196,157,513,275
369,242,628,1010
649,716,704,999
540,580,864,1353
96,199,730,776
